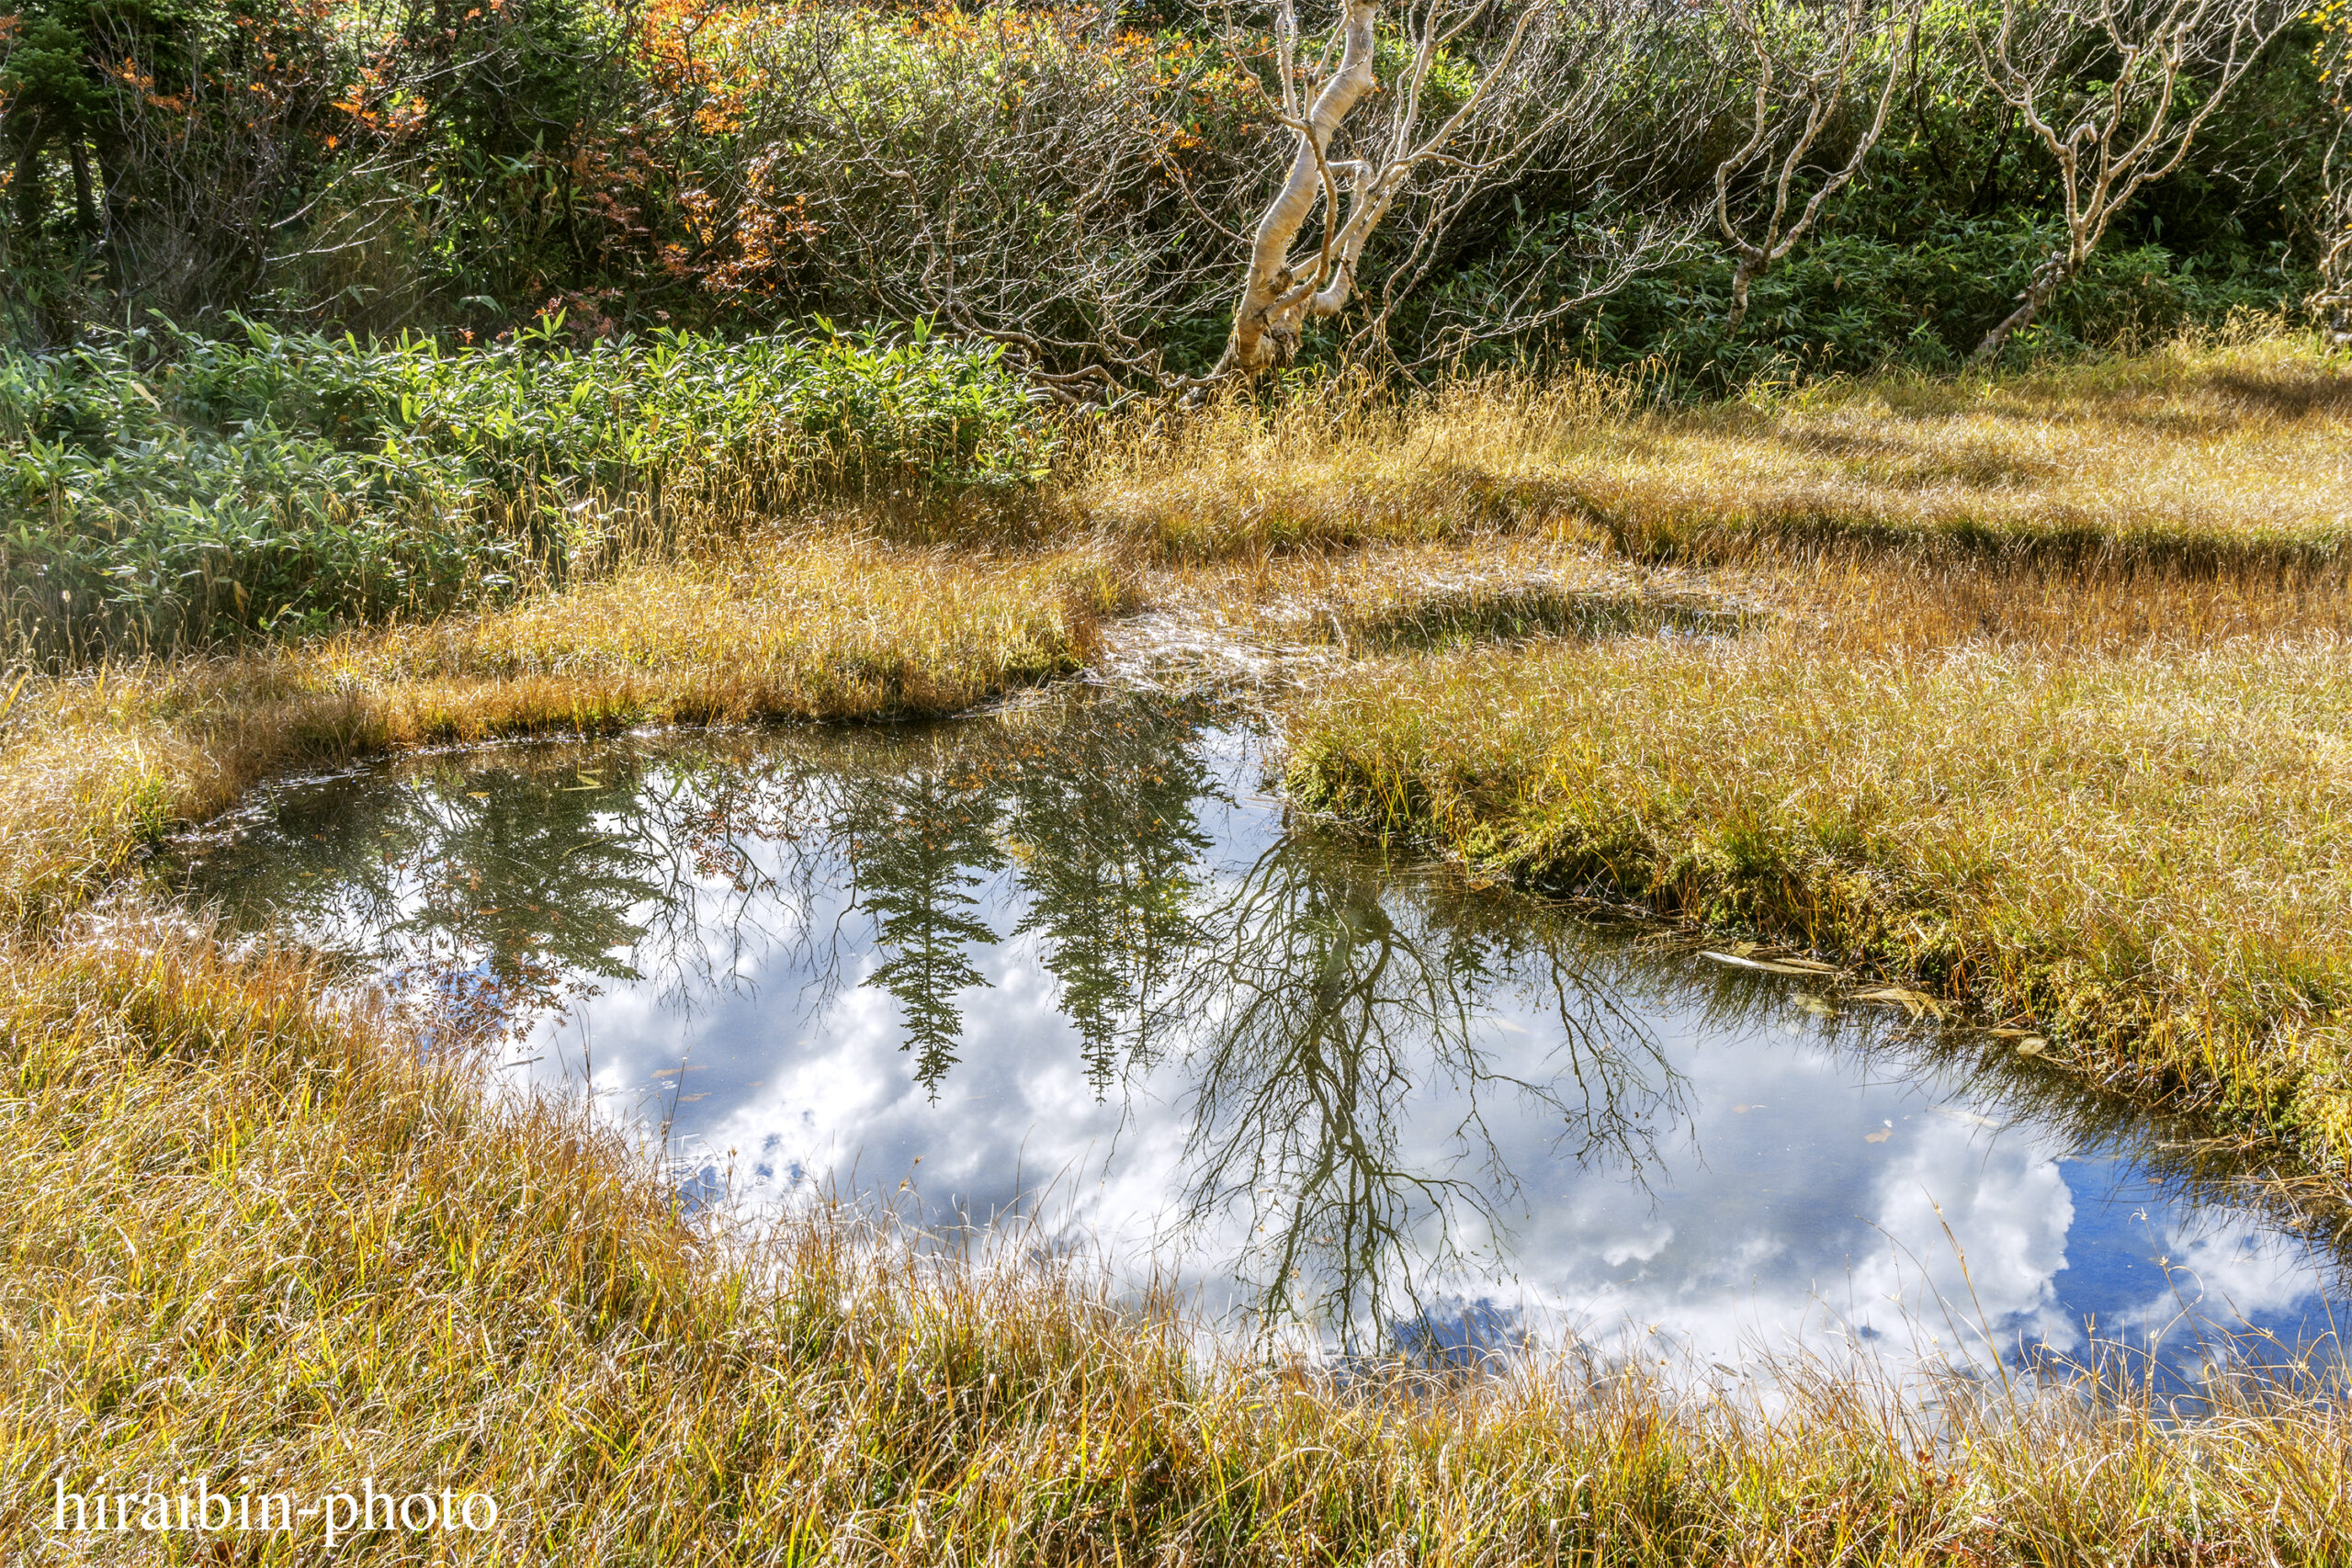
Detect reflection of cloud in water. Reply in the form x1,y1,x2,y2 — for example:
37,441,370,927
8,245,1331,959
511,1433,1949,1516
171,695,2348,1381
537,924,2332,1373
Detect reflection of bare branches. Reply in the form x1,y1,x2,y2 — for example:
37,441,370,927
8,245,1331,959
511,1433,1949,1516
170,691,2352,1340
1170,835,1681,1348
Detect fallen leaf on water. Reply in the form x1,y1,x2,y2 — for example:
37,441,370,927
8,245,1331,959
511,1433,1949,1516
1852,986,1949,1021
1865,1129,1892,1144
1702,951,1813,976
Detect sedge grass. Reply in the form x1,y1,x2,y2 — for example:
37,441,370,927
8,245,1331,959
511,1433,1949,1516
2,916,2347,1563
1282,554,2352,1166
0,532,1126,930
1087,331,2352,574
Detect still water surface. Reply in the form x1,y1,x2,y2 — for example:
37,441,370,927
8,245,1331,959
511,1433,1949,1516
169,693,2347,1378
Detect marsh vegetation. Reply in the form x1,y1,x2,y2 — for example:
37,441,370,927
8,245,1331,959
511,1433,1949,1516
7,0,2352,1555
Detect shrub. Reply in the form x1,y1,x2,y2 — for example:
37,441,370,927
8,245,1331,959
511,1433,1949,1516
0,315,1053,655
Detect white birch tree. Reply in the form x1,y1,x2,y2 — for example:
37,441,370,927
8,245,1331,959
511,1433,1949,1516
1205,0,1706,386
1969,0,2303,363
1709,0,1923,335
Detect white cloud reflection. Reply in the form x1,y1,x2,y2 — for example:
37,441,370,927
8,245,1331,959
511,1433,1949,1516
518,913,2338,1381
197,716,2343,1387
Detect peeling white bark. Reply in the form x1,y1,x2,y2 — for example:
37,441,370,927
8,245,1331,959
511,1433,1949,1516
1967,0,2298,364
1199,0,1647,390
1216,0,1382,377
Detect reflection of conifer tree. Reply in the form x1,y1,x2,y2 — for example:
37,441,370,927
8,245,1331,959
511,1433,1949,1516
390,760,660,1032
180,752,662,1036
847,755,1007,1100
1004,707,1215,1098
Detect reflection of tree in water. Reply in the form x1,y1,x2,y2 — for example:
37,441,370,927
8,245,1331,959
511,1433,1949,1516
842,751,1007,1099
1002,707,1216,1096
173,696,1695,1332
1170,835,1683,1348
834,704,1219,1100
171,692,2352,1343
389,760,658,1032
172,754,670,1038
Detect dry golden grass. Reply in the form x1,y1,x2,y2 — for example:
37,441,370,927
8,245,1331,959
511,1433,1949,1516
0,532,1125,929
5,918,2347,1563
1086,333,2352,572
1283,551,2352,1163
10,339,2352,1562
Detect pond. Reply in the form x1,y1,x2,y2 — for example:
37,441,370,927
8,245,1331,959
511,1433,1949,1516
166,690,2348,1383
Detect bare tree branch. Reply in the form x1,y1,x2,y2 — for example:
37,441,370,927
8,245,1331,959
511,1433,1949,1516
1968,0,2302,363
1201,0,1721,393
1710,0,1923,335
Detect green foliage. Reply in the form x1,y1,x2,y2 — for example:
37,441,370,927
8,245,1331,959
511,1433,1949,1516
2,0,2335,384
1593,220,2309,390
0,316,1053,654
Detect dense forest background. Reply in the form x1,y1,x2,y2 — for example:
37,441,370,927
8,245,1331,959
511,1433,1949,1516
2,0,2343,380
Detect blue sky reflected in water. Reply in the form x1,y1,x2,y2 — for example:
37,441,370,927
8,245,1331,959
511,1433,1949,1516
168,695,2347,1379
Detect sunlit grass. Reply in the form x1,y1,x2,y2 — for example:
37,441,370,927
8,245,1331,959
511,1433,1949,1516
1283,556,2352,1164
0,531,1126,929
6,334,2352,1561
1087,331,2352,571
2,917,2346,1562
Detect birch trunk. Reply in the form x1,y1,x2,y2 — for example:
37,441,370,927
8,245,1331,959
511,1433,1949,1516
1972,255,2070,362
1214,0,1381,377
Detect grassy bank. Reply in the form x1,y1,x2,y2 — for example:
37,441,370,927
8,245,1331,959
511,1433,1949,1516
1097,327,2352,1173
1284,592,2352,1150
0,532,1123,929
5,920,2347,1563
1093,333,2352,573
6,333,2352,1561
